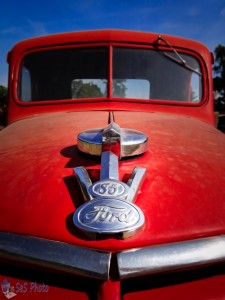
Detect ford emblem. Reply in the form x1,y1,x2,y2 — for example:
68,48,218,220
73,199,144,235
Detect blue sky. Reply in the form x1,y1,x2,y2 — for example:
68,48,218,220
0,0,225,87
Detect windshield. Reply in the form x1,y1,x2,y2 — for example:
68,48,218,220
19,46,202,103
113,48,202,102
19,47,108,101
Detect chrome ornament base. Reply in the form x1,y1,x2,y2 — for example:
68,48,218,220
73,113,147,239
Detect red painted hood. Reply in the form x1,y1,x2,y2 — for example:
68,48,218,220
0,111,225,251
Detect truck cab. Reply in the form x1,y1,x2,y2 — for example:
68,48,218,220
0,30,225,300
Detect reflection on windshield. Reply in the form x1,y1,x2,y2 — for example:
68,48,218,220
71,79,107,98
19,46,202,103
113,79,150,99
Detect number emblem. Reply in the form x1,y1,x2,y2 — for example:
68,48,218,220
89,180,129,199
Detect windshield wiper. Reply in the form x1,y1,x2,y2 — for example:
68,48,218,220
155,35,202,76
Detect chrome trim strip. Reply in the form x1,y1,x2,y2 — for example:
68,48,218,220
117,236,225,279
0,232,111,280
3,232,225,281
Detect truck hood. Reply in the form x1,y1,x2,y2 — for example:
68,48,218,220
0,111,225,251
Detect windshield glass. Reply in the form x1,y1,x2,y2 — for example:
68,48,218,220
113,47,202,102
19,47,108,101
19,46,202,103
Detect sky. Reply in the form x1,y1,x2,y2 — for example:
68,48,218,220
0,0,225,87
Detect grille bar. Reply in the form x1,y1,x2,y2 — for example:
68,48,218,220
117,236,225,279
0,232,111,280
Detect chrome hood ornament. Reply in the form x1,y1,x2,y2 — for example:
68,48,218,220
73,112,148,239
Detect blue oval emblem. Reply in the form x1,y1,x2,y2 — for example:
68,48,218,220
73,199,144,235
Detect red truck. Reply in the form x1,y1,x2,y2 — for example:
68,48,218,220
0,29,225,300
